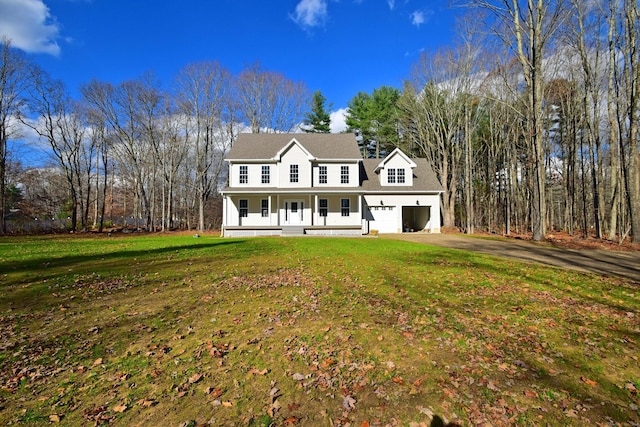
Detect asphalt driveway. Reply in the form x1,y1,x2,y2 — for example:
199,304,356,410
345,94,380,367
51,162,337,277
383,233,640,283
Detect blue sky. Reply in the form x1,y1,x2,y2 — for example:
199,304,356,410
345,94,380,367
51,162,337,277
1,0,459,132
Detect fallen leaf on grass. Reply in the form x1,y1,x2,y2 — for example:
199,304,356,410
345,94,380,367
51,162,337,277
49,414,62,423
112,404,127,413
581,376,597,386
288,403,300,411
92,358,103,366
188,373,203,384
343,395,356,411
413,374,428,387
417,406,434,417
284,416,300,425
136,399,157,408
249,368,268,376
392,377,405,384
626,382,638,395
222,401,233,407
210,387,225,398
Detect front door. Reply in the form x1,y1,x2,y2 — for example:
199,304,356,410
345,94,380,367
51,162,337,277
285,200,303,225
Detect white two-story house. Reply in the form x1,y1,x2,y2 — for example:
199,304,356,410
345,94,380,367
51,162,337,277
221,133,442,237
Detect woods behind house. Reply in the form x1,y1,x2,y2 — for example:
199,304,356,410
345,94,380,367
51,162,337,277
1,0,639,243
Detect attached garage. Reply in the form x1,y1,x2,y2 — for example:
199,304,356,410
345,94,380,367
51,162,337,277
402,206,431,232
365,204,399,234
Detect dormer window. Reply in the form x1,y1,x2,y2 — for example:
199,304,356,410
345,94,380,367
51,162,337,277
290,164,299,183
387,168,396,184
397,168,405,184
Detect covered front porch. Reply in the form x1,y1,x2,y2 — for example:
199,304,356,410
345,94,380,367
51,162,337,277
221,191,364,237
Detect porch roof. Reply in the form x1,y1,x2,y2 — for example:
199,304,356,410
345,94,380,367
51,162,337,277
221,187,363,195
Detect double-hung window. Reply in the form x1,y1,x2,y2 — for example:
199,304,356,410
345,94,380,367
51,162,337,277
387,168,396,184
397,168,405,184
290,164,299,183
319,199,328,217
261,165,270,184
340,166,349,184
319,166,327,184
261,199,268,217
239,165,248,184
239,199,248,218
341,198,350,216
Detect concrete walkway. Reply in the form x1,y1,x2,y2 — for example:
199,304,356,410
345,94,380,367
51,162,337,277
383,233,640,283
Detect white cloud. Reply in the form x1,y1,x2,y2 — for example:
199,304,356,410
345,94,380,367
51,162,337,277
330,108,348,133
410,10,425,27
387,0,396,10
0,0,61,55
410,8,435,28
291,0,329,30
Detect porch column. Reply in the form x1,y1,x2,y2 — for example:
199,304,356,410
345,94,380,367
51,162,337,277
277,195,280,226
222,195,227,235
314,194,318,225
357,194,362,225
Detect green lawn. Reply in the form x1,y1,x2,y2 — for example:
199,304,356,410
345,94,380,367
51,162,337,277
0,234,638,426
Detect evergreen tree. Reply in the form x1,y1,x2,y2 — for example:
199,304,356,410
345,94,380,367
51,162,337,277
302,90,331,133
346,86,400,158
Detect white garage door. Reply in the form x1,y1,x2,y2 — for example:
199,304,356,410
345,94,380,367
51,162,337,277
368,206,398,233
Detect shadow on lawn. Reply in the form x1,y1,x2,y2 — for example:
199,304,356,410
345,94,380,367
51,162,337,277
0,240,252,309
0,239,248,277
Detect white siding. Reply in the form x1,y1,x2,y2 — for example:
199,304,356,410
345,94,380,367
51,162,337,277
279,145,312,188
225,196,274,226
313,162,359,187
364,194,441,233
380,154,414,186
229,163,276,187
313,195,360,226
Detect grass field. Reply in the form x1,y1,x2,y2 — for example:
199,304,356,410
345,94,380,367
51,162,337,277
0,234,638,426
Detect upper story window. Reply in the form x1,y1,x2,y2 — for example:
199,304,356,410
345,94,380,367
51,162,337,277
239,166,248,184
261,166,270,184
387,168,396,184
319,166,327,184
340,166,349,184
290,164,299,183
397,168,405,184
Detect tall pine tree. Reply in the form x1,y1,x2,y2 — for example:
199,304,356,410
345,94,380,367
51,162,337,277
302,90,331,133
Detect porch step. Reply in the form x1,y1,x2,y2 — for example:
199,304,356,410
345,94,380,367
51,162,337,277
281,226,305,236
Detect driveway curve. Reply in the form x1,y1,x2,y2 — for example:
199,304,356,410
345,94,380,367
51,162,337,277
382,233,640,283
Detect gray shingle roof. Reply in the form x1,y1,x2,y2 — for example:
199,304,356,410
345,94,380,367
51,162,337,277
223,133,443,193
226,133,362,160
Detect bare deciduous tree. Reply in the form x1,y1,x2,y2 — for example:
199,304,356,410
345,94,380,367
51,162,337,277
22,67,95,231
0,38,30,233
463,0,569,241
176,61,232,231
235,62,310,133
